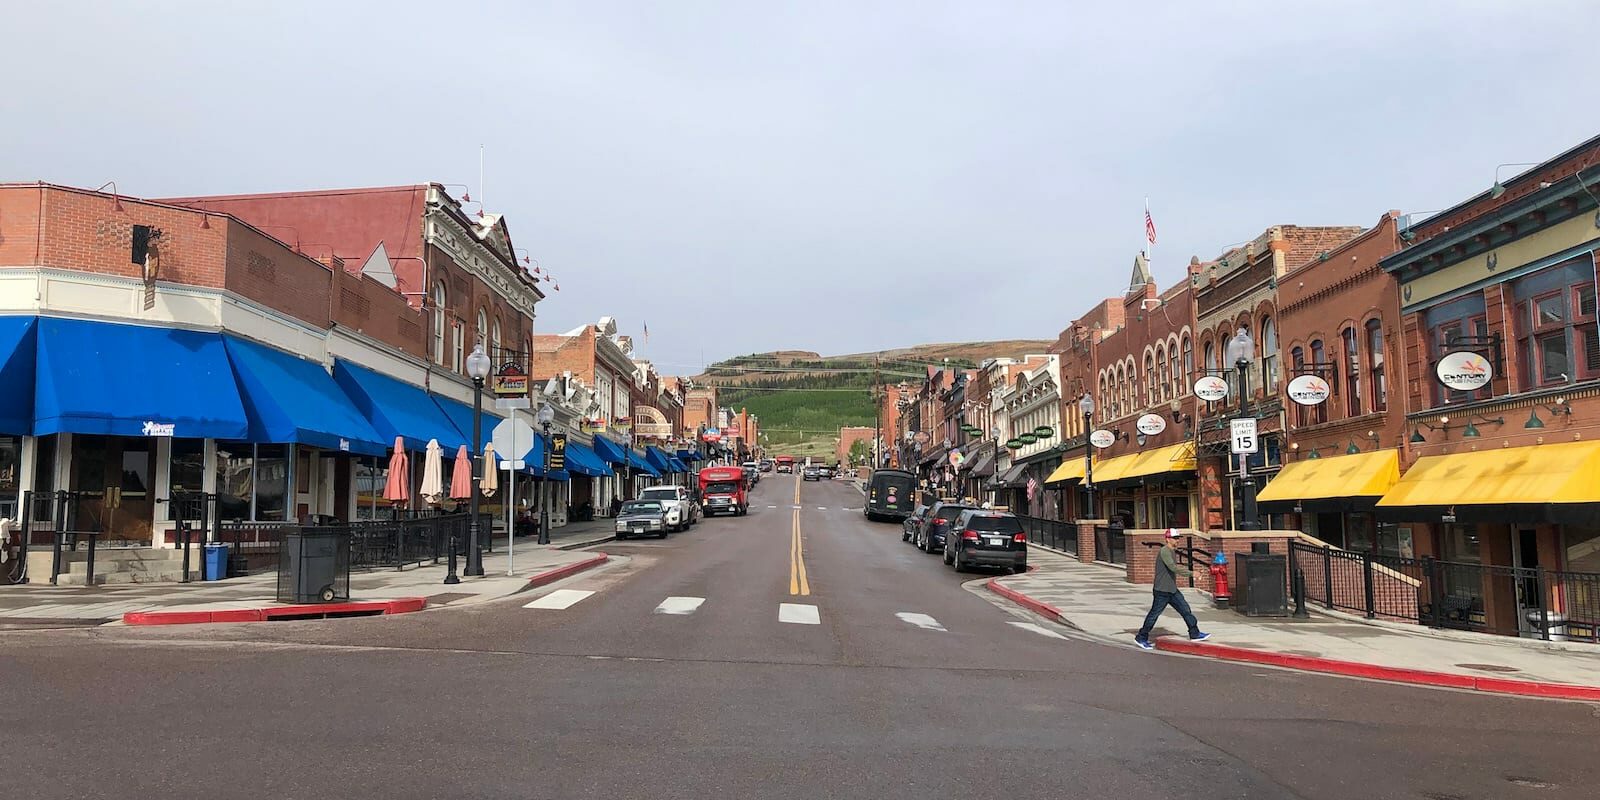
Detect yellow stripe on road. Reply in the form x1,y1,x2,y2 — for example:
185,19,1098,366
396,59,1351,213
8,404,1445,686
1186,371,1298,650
789,479,810,596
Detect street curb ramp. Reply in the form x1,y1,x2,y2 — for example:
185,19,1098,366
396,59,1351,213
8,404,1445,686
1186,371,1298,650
123,598,427,626
526,552,610,588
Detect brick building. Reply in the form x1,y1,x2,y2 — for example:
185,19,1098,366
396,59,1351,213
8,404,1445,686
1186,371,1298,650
837,426,875,465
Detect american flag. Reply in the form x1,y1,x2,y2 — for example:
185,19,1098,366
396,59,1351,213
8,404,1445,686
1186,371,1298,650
1026,475,1039,501
1145,206,1157,246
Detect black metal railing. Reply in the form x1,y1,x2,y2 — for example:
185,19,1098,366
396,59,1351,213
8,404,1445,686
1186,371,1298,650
1094,524,1127,565
1016,515,1076,555
222,512,490,574
1289,539,1600,643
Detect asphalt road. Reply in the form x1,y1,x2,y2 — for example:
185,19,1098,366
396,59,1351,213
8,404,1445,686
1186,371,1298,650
1,475,1596,799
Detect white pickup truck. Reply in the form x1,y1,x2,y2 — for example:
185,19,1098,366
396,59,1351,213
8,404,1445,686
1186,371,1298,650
637,485,700,532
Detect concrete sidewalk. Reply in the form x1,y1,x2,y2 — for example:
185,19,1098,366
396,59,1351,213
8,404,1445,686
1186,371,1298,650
992,547,1600,700
0,526,617,626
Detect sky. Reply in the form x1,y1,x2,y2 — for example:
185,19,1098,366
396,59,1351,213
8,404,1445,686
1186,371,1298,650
5,1,1599,376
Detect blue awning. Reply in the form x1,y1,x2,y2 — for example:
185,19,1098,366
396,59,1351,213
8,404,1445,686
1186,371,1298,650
666,456,688,473
592,436,629,465
643,446,674,474
431,393,502,453
223,337,386,456
676,449,700,462
332,360,466,451
627,449,661,477
34,318,247,439
0,317,37,435
563,441,613,477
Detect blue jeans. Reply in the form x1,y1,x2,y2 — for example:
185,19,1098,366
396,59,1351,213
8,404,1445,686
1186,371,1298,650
1137,590,1200,640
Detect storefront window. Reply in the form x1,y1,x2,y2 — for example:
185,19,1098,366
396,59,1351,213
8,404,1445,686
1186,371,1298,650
0,435,19,519
1564,527,1600,573
1441,524,1482,563
216,442,253,522
1513,258,1598,389
255,444,288,522
1424,293,1489,406
355,457,386,520
32,435,56,522
168,440,206,520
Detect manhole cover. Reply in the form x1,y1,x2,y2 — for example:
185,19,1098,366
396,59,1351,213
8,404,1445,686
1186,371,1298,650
425,592,474,605
1456,663,1521,673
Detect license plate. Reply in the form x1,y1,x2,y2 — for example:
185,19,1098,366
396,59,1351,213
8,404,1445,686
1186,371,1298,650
631,522,648,530
985,537,1006,547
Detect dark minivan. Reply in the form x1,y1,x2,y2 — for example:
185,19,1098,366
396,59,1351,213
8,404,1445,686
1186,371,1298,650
863,469,917,522
943,509,1027,573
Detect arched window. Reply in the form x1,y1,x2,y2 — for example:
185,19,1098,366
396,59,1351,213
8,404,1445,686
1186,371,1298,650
1290,346,1307,426
1156,343,1170,403
491,317,503,361
1310,339,1329,425
1203,340,1217,376
1144,352,1156,407
431,282,447,364
1367,319,1386,413
1342,326,1361,417
1261,316,1279,392
475,308,488,352
1099,374,1110,422
1181,335,1193,390
1167,339,1180,399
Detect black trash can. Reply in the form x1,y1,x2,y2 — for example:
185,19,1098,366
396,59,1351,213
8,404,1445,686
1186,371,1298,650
277,530,351,604
1234,553,1289,617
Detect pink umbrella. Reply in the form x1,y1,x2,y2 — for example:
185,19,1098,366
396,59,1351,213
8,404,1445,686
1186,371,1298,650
383,436,411,505
449,444,472,500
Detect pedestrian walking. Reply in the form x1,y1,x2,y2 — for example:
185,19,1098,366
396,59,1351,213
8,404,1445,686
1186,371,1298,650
1135,528,1210,650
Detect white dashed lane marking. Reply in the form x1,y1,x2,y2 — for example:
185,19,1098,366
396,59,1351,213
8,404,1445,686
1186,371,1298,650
654,596,706,615
895,612,946,631
778,602,821,625
522,589,595,610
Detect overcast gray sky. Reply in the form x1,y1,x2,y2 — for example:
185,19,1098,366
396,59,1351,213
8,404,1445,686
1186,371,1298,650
5,1,1598,374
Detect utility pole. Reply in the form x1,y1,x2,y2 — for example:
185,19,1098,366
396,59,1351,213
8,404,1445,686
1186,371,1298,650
873,356,882,469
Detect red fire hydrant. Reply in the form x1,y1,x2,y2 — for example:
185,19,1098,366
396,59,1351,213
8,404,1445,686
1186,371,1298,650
1209,552,1231,609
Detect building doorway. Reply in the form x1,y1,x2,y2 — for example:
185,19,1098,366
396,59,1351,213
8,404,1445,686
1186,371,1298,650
1513,528,1544,636
69,435,157,546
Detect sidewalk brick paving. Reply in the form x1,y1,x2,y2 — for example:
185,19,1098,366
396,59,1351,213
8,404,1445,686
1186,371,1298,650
994,547,1600,694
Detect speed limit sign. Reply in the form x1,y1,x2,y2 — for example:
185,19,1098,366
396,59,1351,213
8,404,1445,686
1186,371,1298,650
1230,418,1259,454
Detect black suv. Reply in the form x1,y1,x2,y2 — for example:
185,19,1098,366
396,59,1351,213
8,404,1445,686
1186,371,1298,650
913,500,977,554
943,509,1027,574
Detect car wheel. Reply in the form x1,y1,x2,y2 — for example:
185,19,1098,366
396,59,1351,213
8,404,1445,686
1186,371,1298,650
617,533,629,540
901,530,911,542
1013,564,1029,574
943,546,954,566
922,536,935,554
952,552,965,572
657,529,669,539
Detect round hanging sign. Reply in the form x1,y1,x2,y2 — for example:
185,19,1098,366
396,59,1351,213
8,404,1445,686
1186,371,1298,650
1436,351,1493,391
1193,375,1229,402
1006,438,1024,449
1136,413,1167,436
1018,433,1038,445
1286,374,1332,406
1089,429,1116,449
913,431,931,444
1033,425,1055,439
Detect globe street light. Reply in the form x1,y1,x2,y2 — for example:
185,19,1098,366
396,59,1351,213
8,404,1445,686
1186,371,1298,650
1225,327,1262,531
536,402,556,545
465,344,493,576
1077,392,1096,519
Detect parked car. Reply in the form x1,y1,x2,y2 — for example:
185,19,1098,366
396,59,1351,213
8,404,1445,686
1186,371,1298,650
901,504,929,541
914,500,978,554
943,509,1027,574
638,485,698,531
615,500,672,539
820,465,836,479
742,464,760,487
802,465,822,481
759,459,774,473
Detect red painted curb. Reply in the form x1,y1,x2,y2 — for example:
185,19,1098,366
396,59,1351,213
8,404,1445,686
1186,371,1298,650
986,578,1065,624
123,598,428,626
526,552,610,589
1155,638,1600,702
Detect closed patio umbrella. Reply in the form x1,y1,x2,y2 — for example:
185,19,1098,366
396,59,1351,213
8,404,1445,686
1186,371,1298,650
480,443,499,498
383,436,410,505
421,439,445,506
449,444,472,501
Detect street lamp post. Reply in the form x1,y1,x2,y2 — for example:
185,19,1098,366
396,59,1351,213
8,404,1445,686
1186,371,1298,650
1226,327,1262,531
537,402,555,545
465,344,492,576
1078,393,1096,519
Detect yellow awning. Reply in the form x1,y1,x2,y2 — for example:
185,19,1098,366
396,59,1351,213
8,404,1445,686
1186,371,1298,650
1091,442,1195,485
1377,440,1600,511
1044,458,1085,485
1256,449,1399,506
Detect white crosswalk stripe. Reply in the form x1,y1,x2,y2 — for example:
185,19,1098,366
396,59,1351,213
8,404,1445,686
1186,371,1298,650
778,602,820,625
654,596,706,615
895,612,945,631
522,589,595,610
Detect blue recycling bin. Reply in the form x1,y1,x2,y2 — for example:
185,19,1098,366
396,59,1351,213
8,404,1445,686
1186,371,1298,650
203,543,230,581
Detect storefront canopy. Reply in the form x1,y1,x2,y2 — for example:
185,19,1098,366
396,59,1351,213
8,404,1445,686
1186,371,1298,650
1091,442,1195,486
592,436,629,465
1257,449,1399,514
667,456,688,473
34,318,248,440
628,449,662,477
0,317,37,435
961,446,997,478
992,462,1028,489
643,446,676,474
563,441,614,478
431,394,503,453
676,449,701,462
222,336,386,456
1376,441,1600,526
332,360,466,452
1044,457,1086,485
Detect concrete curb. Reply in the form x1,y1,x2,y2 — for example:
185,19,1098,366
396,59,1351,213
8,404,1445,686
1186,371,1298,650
556,534,616,551
526,552,610,588
985,577,1070,626
1155,637,1600,703
123,597,427,626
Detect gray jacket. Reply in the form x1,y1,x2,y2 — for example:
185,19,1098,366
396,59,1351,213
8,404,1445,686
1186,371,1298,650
1153,544,1192,594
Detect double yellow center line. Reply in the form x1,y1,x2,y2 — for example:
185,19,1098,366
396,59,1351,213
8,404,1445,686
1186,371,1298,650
790,475,810,596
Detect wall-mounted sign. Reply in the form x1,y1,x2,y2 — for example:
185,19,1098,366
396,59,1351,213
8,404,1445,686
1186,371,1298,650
1005,438,1024,449
1136,413,1167,436
491,362,529,397
549,434,567,470
339,439,351,452
1286,374,1331,406
1032,425,1055,439
913,431,931,444
701,427,721,441
141,421,175,437
1089,429,1116,449
1193,376,1229,402
1436,351,1493,391
582,418,608,434
1017,433,1037,445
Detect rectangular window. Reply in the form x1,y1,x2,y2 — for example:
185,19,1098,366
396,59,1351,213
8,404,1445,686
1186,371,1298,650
0,435,19,519
1308,341,1329,425
216,442,254,522
32,435,56,523
1513,258,1597,390
1367,321,1387,413
254,444,288,522
451,320,465,373
1342,327,1361,418
168,439,206,520
1424,293,1490,406
354,458,386,521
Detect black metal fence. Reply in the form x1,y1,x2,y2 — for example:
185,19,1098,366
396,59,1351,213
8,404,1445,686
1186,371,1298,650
1094,524,1127,565
1289,539,1600,643
1016,515,1076,555
220,512,490,574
